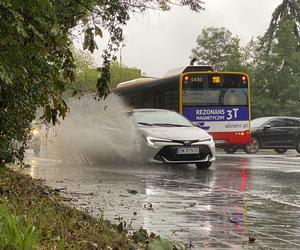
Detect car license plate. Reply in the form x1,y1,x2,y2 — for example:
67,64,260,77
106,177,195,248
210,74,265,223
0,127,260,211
177,147,199,154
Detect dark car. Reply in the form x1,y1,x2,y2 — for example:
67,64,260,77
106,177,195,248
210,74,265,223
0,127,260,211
244,117,300,154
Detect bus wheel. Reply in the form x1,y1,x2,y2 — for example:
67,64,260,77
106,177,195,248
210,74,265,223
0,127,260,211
244,137,260,154
196,162,212,169
274,148,287,154
223,145,237,154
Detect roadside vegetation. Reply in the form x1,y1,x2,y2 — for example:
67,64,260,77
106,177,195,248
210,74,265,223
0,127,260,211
0,167,180,249
67,50,142,97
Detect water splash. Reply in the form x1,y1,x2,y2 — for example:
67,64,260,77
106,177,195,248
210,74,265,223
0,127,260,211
45,94,139,166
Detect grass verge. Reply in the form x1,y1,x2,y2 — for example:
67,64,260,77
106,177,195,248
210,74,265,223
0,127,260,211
0,167,178,249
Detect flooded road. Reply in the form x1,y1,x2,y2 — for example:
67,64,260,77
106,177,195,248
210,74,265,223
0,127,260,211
25,151,300,249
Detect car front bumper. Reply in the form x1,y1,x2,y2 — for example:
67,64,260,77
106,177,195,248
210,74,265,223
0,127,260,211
140,140,216,164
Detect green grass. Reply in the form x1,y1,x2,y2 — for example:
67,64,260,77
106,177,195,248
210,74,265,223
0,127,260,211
0,205,39,250
0,168,180,249
0,168,133,249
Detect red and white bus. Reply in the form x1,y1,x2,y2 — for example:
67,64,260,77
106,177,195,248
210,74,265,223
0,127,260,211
113,65,251,153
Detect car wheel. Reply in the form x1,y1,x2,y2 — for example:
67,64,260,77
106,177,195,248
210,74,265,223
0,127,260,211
274,148,287,154
244,137,260,154
296,140,300,154
195,161,212,169
223,145,237,154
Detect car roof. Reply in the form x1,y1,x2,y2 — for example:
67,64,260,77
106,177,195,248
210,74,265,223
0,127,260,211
254,116,300,120
132,108,174,113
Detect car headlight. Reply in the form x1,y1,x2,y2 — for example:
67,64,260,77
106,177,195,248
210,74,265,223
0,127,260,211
144,136,172,146
31,128,39,135
199,135,213,143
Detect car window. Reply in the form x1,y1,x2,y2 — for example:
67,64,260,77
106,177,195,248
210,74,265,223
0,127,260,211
284,119,297,127
267,119,284,127
284,118,300,127
251,117,272,128
132,110,193,127
295,119,300,127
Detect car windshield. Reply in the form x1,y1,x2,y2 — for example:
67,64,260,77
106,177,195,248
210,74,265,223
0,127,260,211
251,117,272,128
132,110,193,127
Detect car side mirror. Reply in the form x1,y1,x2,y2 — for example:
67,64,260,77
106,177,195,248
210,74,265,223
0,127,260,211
263,124,271,129
192,122,200,127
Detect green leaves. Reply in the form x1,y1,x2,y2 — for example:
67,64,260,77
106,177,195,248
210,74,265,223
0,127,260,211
83,26,102,53
132,227,148,243
83,27,98,53
94,25,103,37
251,0,300,118
191,27,243,71
148,238,173,250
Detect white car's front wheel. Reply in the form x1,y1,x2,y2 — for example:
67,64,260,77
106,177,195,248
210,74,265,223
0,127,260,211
195,161,212,169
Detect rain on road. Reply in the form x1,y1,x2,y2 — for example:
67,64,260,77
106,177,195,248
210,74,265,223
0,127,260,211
24,151,300,249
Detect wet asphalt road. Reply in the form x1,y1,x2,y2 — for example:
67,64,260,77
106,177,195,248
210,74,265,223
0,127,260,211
25,150,300,249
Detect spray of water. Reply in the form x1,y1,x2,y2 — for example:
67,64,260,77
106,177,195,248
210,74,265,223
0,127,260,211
45,94,139,166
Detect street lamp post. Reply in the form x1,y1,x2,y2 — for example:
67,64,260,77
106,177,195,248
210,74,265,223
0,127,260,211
120,44,126,68
120,44,126,80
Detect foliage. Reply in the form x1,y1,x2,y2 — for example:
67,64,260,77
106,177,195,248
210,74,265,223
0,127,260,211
109,61,142,89
148,238,173,250
264,0,300,53
132,227,148,243
66,49,99,96
66,51,142,96
0,168,181,249
0,0,74,165
0,169,133,248
0,0,204,166
0,205,39,250
191,27,244,71
251,0,300,118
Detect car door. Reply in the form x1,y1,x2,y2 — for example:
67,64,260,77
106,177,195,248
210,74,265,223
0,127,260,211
259,118,285,147
283,118,299,146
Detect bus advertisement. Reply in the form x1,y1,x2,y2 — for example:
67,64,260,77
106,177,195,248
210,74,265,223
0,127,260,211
113,65,251,153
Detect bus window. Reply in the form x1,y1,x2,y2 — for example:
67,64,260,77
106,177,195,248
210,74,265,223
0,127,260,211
182,73,248,106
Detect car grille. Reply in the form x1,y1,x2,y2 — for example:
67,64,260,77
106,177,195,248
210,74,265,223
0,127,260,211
154,145,212,162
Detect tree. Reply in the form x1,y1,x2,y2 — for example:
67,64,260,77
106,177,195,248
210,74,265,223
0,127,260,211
0,0,204,166
109,61,142,89
264,0,300,53
252,20,300,117
67,52,142,95
191,27,244,71
66,50,99,96
250,0,300,117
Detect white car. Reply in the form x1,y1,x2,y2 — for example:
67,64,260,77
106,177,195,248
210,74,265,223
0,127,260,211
130,109,216,169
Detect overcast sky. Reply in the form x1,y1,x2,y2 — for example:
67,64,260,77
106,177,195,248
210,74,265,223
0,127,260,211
91,0,282,77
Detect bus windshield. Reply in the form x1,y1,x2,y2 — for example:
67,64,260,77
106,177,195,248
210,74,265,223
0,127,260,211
182,73,248,106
